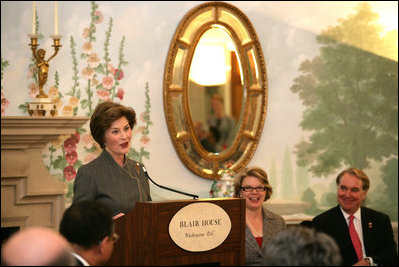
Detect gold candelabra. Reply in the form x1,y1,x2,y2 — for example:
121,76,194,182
27,34,62,116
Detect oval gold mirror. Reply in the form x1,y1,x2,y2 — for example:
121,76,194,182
163,2,267,179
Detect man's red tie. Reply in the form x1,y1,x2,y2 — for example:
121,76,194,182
349,215,363,261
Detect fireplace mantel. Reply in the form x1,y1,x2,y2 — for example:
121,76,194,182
1,116,89,230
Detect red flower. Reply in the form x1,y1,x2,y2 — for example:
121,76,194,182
114,69,124,80
66,150,78,165
64,138,77,153
117,88,124,100
63,165,77,181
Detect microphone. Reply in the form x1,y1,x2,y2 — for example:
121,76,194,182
142,166,199,199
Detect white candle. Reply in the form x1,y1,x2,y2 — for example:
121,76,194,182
54,1,58,35
32,1,36,34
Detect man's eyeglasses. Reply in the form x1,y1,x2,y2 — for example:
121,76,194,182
241,186,266,192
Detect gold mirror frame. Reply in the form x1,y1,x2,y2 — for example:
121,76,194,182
163,2,267,179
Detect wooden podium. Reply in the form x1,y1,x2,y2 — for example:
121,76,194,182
106,198,245,266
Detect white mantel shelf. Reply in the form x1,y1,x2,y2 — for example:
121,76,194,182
1,116,89,230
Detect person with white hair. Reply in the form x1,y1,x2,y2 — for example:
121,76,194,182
1,226,75,266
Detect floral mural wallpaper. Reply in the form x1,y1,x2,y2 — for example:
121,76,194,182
1,1,397,220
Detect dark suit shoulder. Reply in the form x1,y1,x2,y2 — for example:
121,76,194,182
313,205,341,222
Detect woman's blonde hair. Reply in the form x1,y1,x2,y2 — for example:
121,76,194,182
233,166,273,201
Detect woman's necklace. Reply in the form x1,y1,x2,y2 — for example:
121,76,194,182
246,218,262,237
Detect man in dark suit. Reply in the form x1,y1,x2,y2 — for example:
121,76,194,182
312,167,397,266
59,200,118,266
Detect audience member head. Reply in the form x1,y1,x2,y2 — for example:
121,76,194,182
90,101,136,149
59,200,117,266
335,167,369,215
263,226,341,266
234,166,273,201
1,226,74,266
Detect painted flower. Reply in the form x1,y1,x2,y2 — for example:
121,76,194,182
81,134,94,149
65,150,78,165
136,126,146,134
71,131,80,143
62,105,73,116
64,137,77,153
107,63,115,73
1,92,10,116
94,10,104,24
82,66,95,80
48,86,58,99
69,96,79,107
82,41,93,53
52,134,70,149
139,112,148,122
117,87,124,100
97,89,111,101
82,27,91,39
113,69,124,80
101,76,114,90
28,82,39,99
63,165,77,181
87,53,100,68
140,135,150,146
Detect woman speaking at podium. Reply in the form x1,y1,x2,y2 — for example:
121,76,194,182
72,101,152,217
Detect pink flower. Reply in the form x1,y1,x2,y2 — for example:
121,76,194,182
28,83,39,99
82,27,91,39
140,135,150,146
87,53,100,68
140,112,147,122
63,165,77,181
136,126,146,134
117,88,124,100
65,150,78,165
107,63,115,73
102,76,114,90
113,69,124,80
1,92,10,116
82,66,94,80
64,138,77,153
94,10,104,24
81,134,94,149
97,89,111,101
82,41,93,53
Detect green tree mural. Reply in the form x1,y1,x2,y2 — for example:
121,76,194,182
291,2,398,176
291,3,397,219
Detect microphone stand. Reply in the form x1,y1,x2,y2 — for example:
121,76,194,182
142,167,199,199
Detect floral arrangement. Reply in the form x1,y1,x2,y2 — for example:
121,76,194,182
209,162,236,198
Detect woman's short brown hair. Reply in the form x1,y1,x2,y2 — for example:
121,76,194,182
90,101,136,149
233,166,273,201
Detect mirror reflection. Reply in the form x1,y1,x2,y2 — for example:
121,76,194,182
188,27,243,153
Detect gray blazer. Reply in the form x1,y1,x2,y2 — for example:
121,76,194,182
245,207,286,266
73,149,152,216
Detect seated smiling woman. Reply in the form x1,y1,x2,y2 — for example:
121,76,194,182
234,166,286,266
